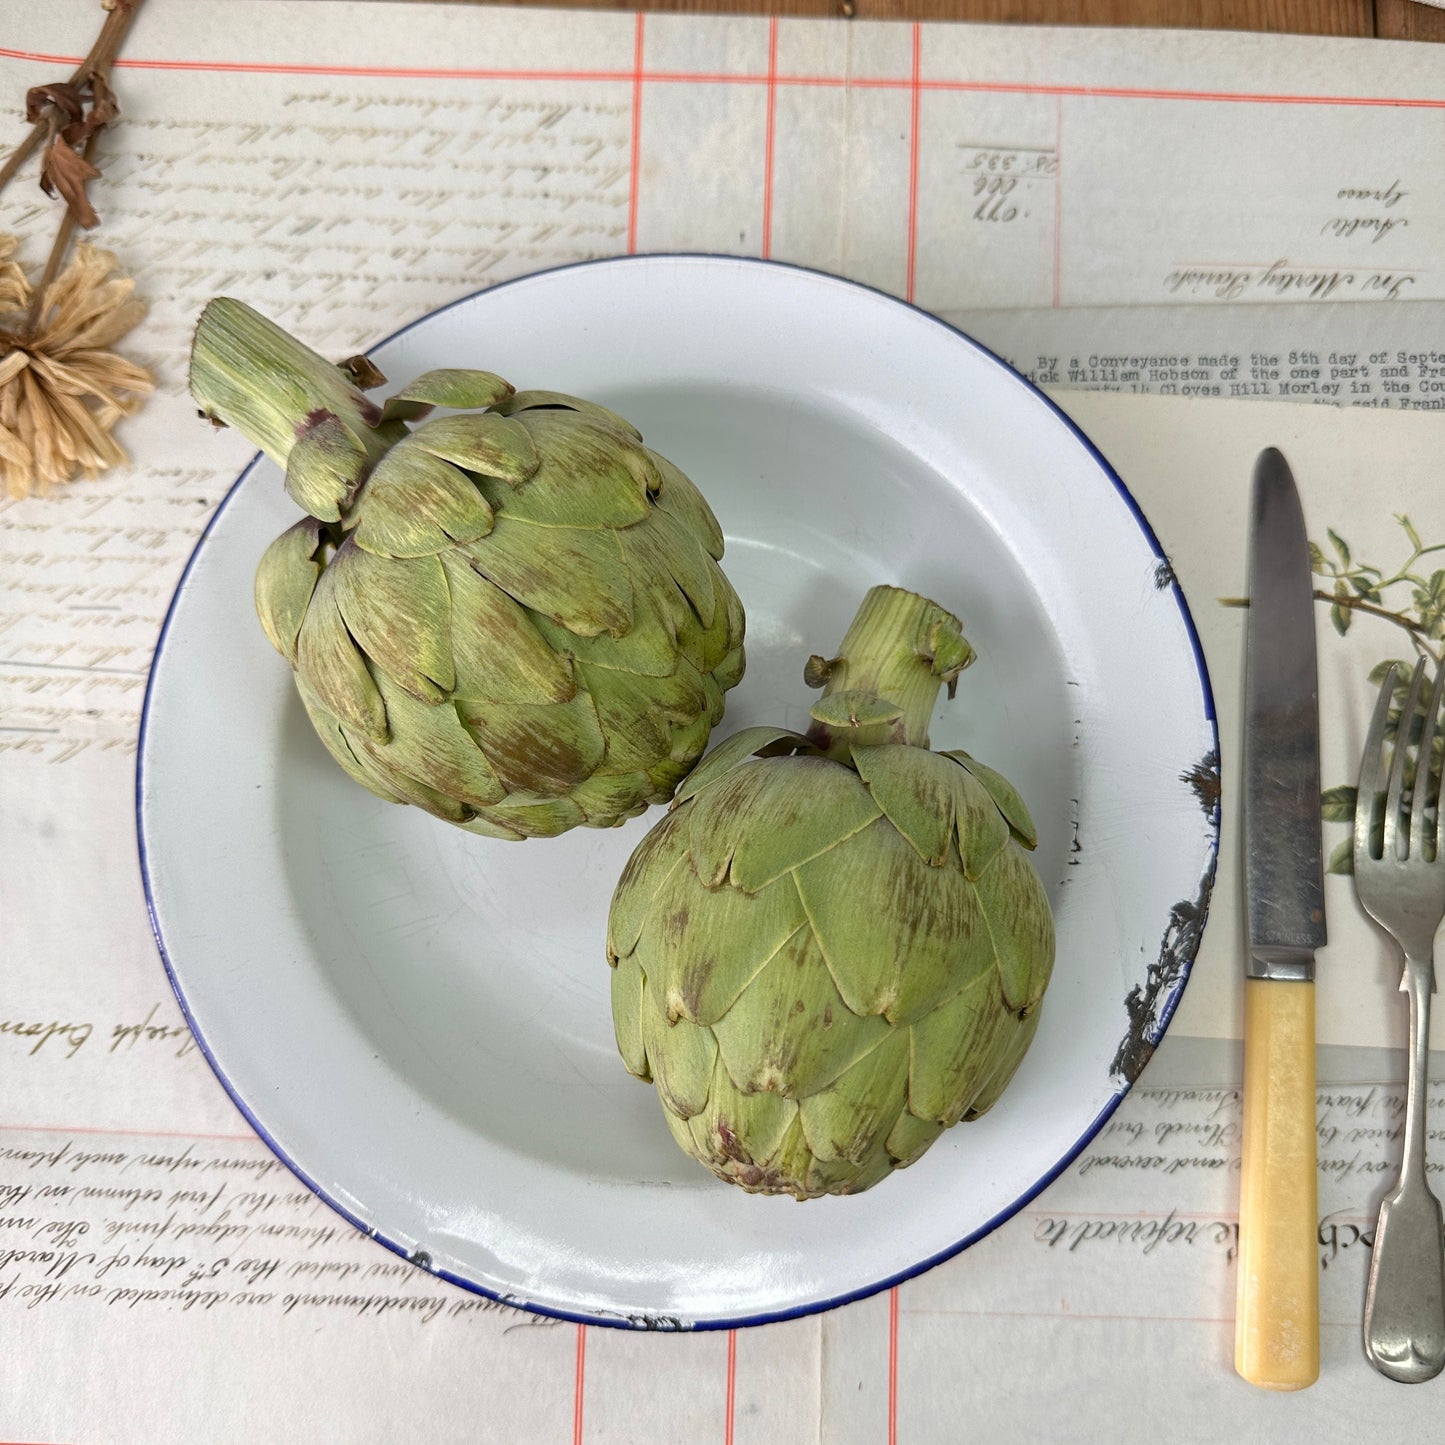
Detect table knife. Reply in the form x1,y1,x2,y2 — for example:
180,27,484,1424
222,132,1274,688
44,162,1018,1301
1234,447,1326,1391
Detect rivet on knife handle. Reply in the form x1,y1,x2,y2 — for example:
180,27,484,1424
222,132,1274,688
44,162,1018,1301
1234,977,1319,1389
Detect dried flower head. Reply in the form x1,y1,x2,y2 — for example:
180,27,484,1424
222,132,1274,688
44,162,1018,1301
0,233,152,499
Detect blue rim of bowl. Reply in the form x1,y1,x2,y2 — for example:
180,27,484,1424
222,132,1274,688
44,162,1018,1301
136,253,1221,1332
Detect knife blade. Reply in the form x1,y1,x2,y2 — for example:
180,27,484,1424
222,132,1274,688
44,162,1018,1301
1235,446,1325,1391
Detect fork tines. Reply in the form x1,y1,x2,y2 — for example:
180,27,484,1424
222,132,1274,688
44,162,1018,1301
1356,660,1445,868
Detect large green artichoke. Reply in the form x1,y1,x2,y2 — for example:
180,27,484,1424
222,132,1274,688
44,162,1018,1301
190,299,744,839
607,586,1054,1198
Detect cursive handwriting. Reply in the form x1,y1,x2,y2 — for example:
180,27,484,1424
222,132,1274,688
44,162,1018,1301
1164,259,1415,303
0,1005,194,1061
0,1130,557,1328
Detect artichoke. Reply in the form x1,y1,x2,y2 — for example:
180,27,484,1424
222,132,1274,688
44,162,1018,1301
606,586,1054,1199
189,299,744,839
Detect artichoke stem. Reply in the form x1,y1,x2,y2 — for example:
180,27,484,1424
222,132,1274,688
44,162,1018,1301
189,297,396,469
806,585,974,757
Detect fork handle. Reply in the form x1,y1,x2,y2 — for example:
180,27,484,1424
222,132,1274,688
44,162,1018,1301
1235,977,1319,1390
1363,954,1445,1384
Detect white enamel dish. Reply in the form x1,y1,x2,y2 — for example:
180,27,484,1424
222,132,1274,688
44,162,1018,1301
138,256,1219,1330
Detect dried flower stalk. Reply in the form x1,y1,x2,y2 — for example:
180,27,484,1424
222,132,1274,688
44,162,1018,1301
0,0,150,497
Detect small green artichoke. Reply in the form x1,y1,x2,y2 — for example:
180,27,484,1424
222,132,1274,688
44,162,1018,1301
607,586,1054,1199
190,299,744,839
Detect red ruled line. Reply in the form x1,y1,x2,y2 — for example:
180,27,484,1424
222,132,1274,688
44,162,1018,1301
573,1324,587,1445
905,1305,1370,1327
0,1122,256,1142
725,1328,738,1444
915,78,1445,107
904,25,921,305
761,18,779,258
887,1287,900,1445
627,15,645,253
1,45,1440,109
1052,95,1063,308
0,46,633,81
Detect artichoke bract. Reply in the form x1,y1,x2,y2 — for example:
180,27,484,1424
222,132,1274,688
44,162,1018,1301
189,299,745,839
607,586,1055,1199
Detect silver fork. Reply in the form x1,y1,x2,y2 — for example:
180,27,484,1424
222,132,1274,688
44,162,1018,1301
1356,658,1445,1383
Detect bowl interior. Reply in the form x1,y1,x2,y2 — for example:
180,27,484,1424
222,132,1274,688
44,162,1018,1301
141,257,1216,1327
279,377,1075,1181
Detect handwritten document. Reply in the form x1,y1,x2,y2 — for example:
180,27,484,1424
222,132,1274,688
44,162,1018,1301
823,1068,1445,1443
5,2,1445,1439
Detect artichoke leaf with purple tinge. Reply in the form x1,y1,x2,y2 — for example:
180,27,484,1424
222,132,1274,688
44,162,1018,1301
607,585,1054,1198
190,298,745,839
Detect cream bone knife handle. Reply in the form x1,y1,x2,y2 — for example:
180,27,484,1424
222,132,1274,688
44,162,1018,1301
1235,977,1319,1390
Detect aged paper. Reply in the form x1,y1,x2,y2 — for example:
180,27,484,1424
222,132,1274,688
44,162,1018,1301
822,1064,1445,1443
8,382,1443,1439
957,301,1445,409
5,3,1445,1440
1057,390,1445,1053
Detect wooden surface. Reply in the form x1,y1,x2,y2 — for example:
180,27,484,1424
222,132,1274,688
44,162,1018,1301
423,0,1445,39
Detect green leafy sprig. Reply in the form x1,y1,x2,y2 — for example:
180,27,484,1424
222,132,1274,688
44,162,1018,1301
1310,516,1445,655
1312,516,1444,874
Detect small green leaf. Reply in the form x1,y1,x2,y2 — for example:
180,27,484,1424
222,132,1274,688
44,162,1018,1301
1330,580,1351,636
1327,837,1354,876
1307,541,1327,575
1368,659,1410,686
1328,528,1351,567
1319,784,1357,823
1399,514,1423,552
1412,581,1444,633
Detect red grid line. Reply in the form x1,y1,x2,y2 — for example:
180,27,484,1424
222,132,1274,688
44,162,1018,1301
905,1306,1368,1327
627,15,645,254
914,78,1445,107
0,47,633,81
725,1329,738,1444
1052,96,1063,308
573,1324,587,1445
0,1121,256,1142
2,46,1442,110
761,18,779,258
904,25,921,305
887,1286,900,1445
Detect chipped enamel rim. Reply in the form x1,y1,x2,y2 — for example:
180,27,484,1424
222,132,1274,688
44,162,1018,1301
138,255,1220,1330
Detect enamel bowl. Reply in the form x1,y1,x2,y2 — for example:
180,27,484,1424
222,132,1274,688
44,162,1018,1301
138,256,1219,1329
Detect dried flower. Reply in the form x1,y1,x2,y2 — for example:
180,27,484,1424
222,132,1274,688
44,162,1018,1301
0,233,152,499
